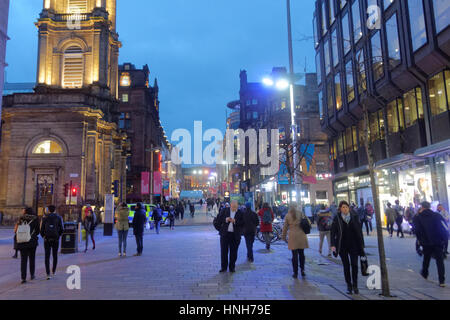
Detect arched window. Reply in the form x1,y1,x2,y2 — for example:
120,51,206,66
62,45,84,88
68,0,88,13
32,140,63,154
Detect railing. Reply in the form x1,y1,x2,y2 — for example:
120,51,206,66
52,13,91,22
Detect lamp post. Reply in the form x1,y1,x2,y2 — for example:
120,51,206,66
145,146,161,204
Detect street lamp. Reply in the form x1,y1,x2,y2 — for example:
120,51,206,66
145,146,162,204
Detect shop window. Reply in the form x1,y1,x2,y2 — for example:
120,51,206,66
386,13,401,69
32,140,63,154
428,71,449,116
335,73,342,110
352,0,362,43
342,13,351,56
432,0,450,34
324,39,331,75
327,80,334,117
332,29,339,67
387,100,399,133
408,0,428,51
371,30,384,82
346,60,355,102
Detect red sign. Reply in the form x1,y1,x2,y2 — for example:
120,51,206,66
141,172,150,195
153,171,162,195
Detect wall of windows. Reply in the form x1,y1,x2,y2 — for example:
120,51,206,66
386,13,401,69
386,87,423,134
346,60,355,102
432,0,450,33
352,0,362,43
371,30,384,81
408,0,428,51
428,70,450,116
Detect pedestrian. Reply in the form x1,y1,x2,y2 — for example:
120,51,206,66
257,203,274,250
12,210,20,258
115,203,130,257
152,204,163,234
317,204,333,257
242,202,259,263
330,201,365,295
189,202,195,218
281,205,310,278
213,200,244,273
178,202,185,220
385,202,397,238
15,207,40,284
132,202,146,256
82,205,96,253
437,204,449,256
394,200,405,238
414,201,447,287
40,205,64,280
168,205,175,230
364,202,374,235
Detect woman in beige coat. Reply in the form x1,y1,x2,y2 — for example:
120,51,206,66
115,203,130,257
282,205,310,278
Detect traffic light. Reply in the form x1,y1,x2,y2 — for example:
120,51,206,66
112,180,119,197
64,183,69,197
71,187,78,197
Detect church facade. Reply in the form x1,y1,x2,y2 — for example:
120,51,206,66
0,0,126,221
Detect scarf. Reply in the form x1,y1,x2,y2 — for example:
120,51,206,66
341,213,351,224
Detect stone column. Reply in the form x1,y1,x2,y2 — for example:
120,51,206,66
85,132,97,203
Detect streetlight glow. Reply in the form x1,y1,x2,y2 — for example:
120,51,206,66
262,77,274,86
276,79,289,90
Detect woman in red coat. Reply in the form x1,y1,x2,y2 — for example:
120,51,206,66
258,203,274,250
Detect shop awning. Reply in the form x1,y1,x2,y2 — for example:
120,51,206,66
414,139,450,157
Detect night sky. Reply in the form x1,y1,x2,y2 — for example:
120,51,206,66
6,0,316,140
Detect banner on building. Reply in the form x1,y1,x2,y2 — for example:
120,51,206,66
278,153,290,185
141,172,150,195
153,171,162,195
300,144,317,185
163,179,170,197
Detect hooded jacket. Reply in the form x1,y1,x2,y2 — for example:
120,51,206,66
115,206,130,231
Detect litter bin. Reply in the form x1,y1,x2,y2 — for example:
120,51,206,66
61,222,78,254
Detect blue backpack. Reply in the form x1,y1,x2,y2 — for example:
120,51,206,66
262,209,272,224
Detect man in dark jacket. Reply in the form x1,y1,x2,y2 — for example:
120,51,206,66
152,204,163,234
213,200,244,273
40,205,64,280
242,202,259,263
132,203,147,256
414,201,447,287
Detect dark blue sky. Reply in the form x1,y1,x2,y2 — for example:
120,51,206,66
6,0,316,138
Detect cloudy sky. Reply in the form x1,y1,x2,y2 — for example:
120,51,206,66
6,0,317,140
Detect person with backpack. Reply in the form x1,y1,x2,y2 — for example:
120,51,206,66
132,203,147,256
15,207,40,284
40,205,64,280
330,201,365,295
115,203,130,257
152,204,163,234
258,203,274,250
414,201,447,287
394,200,405,238
242,202,259,263
317,204,333,257
168,205,176,230
82,205,96,253
281,205,310,278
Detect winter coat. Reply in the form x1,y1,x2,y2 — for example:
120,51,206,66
213,207,245,240
413,209,448,247
15,215,40,250
40,213,64,240
281,213,309,250
115,207,130,231
132,208,147,235
317,210,333,232
242,208,259,236
330,211,365,257
152,208,163,222
257,208,274,232
385,207,397,224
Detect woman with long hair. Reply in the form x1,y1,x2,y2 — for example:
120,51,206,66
330,201,365,294
281,205,310,278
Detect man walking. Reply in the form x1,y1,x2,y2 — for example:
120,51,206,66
40,205,64,280
385,203,397,238
242,202,259,263
414,201,447,287
394,200,405,238
132,203,146,256
152,204,163,234
213,200,244,273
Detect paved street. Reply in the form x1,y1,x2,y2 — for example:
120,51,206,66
0,206,449,300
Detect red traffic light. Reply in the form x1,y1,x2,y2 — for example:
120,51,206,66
71,187,77,197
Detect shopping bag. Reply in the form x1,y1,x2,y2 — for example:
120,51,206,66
145,221,150,230
360,255,369,276
165,219,170,226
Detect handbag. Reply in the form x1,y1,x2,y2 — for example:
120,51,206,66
300,216,311,235
360,255,369,276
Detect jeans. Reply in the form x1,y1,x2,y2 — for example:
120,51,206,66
422,245,445,284
262,232,272,249
292,249,305,274
44,239,59,275
135,233,143,254
118,229,128,253
20,247,37,281
319,231,331,255
169,219,175,229
220,232,240,271
362,220,372,235
387,222,395,236
244,234,255,261
154,221,161,234
340,251,359,287
85,229,95,250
